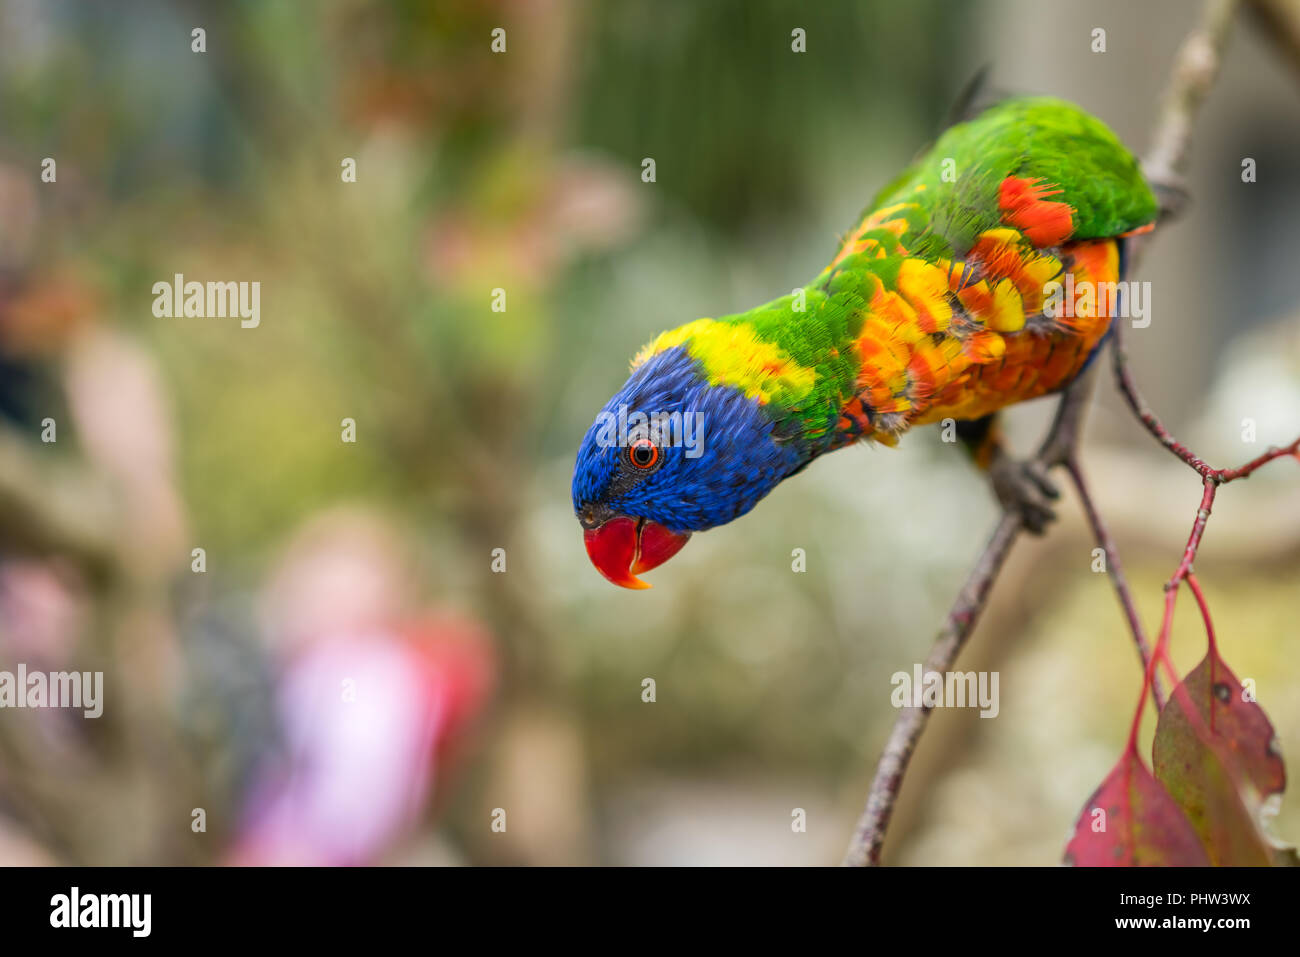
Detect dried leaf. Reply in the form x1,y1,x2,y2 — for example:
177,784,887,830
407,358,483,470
1152,649,1294,866
1065,748,1209,866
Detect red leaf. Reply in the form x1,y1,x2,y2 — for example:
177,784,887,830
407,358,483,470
1152,648,1294,866
1065,747,1209,866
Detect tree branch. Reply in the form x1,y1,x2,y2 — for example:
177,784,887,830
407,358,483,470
1244,0,1300,88
1143,0,1240,193
840,513,1021,867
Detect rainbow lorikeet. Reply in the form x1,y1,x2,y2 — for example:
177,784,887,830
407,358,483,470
573,96,1158,588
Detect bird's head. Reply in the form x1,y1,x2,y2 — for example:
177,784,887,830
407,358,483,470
572,346,808,588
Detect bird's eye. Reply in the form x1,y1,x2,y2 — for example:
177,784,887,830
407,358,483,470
626,437,661,471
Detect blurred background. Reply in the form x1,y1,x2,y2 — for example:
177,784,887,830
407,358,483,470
0,0,1297,866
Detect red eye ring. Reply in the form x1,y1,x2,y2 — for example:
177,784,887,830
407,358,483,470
626,437,660,470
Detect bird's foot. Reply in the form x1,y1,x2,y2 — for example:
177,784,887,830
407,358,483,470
989,455,1060,535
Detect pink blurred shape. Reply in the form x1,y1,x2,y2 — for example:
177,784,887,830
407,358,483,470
228,615,494,866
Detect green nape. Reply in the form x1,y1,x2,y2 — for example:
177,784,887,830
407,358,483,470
633,282,868,445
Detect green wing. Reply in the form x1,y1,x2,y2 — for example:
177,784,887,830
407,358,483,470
867,96,1157,257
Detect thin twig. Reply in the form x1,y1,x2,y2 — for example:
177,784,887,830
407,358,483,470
840,514,1021,868
1065,457,1165,707
1111,436,1300,737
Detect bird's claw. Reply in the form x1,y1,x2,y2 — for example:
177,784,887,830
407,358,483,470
989,456,1060,535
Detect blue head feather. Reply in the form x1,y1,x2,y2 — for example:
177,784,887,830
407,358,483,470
571,347,810,532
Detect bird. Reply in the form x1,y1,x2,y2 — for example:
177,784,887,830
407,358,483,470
573,95,1158,589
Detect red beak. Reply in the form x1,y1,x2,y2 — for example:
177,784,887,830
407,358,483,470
583,516,691,589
